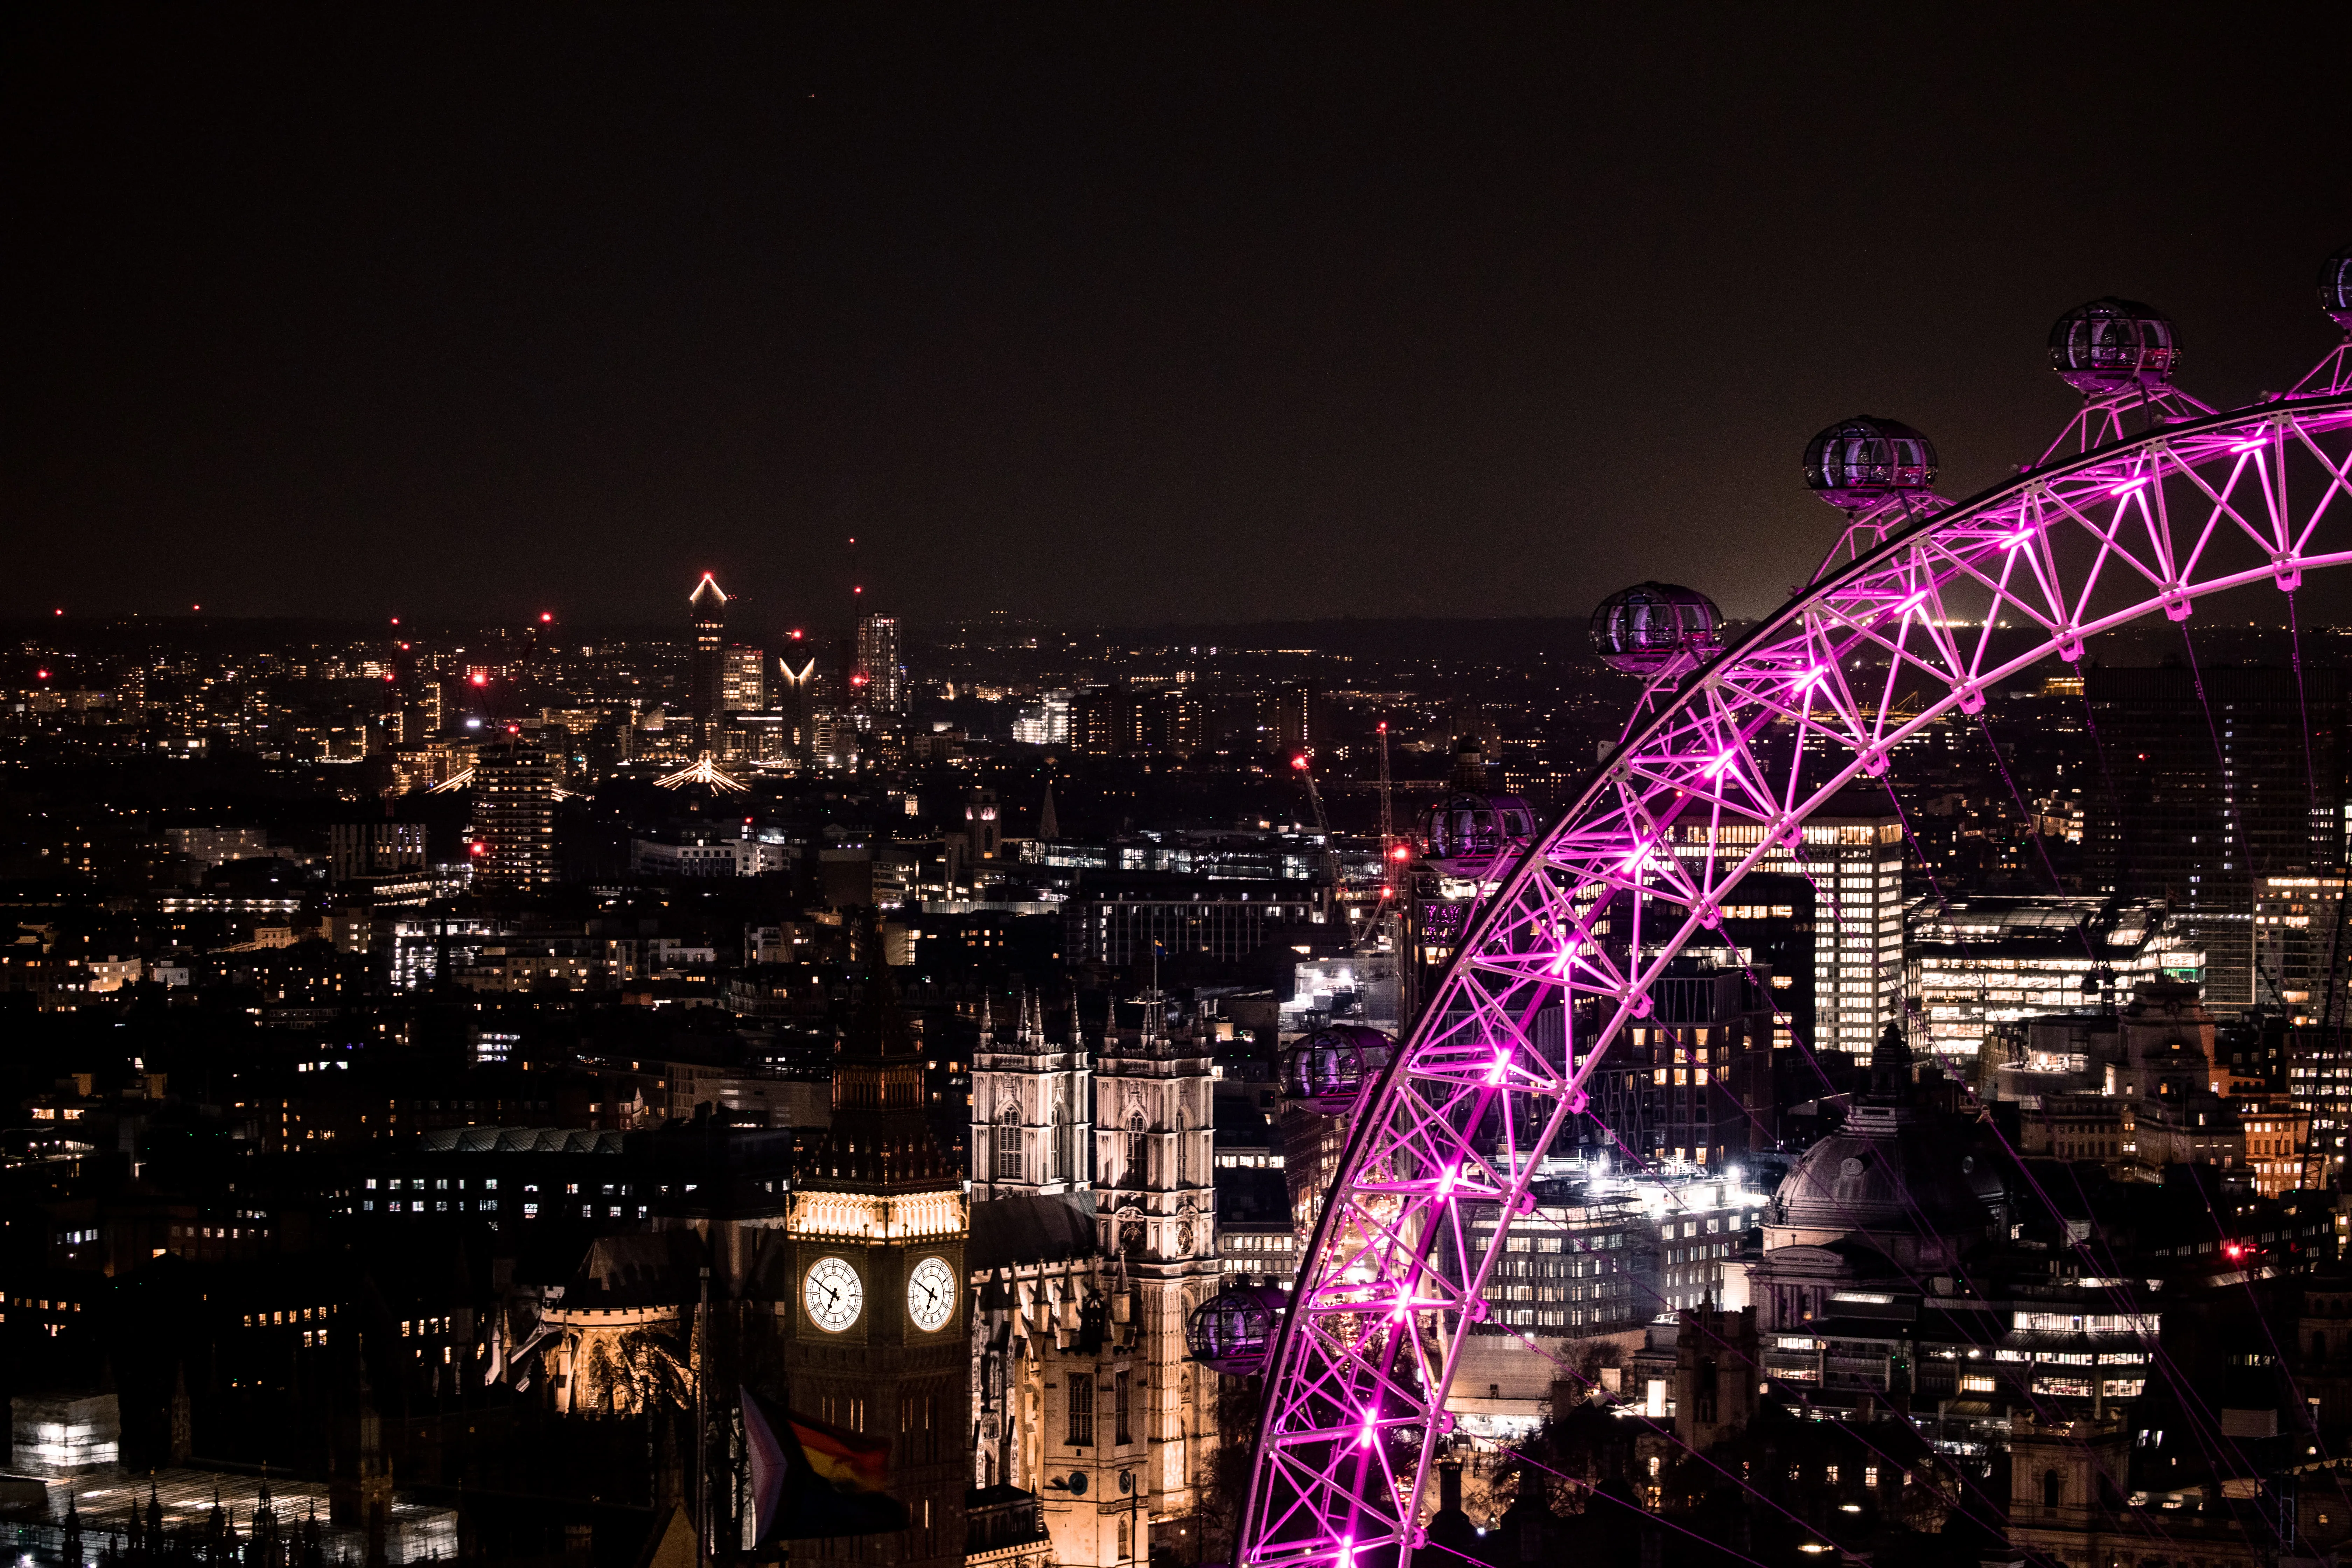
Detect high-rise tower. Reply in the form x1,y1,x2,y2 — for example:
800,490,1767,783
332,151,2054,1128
472,743,557,894
688,573,728,743
854,613,904,717
2087,664,2345,1008
781,933,969,1568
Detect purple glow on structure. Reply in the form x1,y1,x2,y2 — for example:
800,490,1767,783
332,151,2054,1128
1236,350,2352,1568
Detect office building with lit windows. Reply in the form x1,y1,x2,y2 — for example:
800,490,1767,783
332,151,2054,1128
1906,897,2198,1060
472,743,558,894
1672,789,1903,1052
854,613,905,716
721,645,765,712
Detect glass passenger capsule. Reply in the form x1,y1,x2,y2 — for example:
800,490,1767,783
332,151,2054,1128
2322,244,2352,330
1280,1024,1395,1115
1185,1284,1288,1377
2048,297,2180,395
1801,416,1938,511
1590,582,1724,681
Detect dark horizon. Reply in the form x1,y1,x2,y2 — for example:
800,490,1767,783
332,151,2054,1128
6,8,2346,629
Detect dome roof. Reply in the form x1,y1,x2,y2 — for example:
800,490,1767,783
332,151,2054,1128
1769,1104,2000,1245
1802,416,1938,511
2322,244,2352,330
2048,297,2180,395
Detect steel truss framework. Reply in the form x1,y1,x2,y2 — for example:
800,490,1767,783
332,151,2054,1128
1240,354,2352,1568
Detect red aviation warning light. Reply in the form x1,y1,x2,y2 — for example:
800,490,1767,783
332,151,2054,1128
1391,845,1410,861
540,612,553,624
789,629,804,640
1290,754,1310,772
468,841,487,857
471,672,488,687
35,669,50,681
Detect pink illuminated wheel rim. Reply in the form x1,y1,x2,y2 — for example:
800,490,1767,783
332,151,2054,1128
1236,323,2352,1566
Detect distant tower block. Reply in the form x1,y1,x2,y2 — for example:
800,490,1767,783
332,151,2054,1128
854,613,904,716
688,572,728,736
1802,416,1938,513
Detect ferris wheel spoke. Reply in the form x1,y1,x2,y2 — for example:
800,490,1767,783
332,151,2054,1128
1242,271,2352,1568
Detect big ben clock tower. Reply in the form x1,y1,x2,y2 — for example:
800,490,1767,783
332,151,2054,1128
782,931,969,1567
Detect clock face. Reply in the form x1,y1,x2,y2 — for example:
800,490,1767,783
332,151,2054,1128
803,1256,863,1333
906,1255,956,1333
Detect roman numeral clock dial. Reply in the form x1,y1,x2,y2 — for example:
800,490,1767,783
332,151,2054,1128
803,1256,863,1332
906,1254,955,1332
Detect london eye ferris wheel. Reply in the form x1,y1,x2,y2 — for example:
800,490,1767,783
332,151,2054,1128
1198,244,2352,1568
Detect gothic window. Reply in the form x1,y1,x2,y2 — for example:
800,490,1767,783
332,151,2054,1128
1050,1094,1070,1183
994,1106,1022,1183
1114,1369,1132,1445
2042,1469,2062,1511
1127,1112,1146,1185
1177,1108,1190,1183
1068,1373,1095,1446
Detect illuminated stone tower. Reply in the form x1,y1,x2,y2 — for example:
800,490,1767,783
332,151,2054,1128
1092,991,1218,1532
971,989,1093,1203
782,932,969,1568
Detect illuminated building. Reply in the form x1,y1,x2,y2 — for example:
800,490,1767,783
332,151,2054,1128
1011,690,1073,746
2254,872,2347,1020
971,990,1092,1203
1065,872,1329,966
472,743,557,893
2086,664,2346,1010
1576,960,1777,1168
1906,897,2196,1059
687,572,727,738
721,644,765,711
854,612,904,716
1090,990,1220,1532
329,821,426,883
1670,789,1902,1051
781,940,968,1568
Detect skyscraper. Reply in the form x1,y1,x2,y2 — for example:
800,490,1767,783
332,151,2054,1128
854,613,904,716
2087,665,2345,1008
472,743,557,893
1800,791,1908,1051
688,572,728,741
721,644,765,711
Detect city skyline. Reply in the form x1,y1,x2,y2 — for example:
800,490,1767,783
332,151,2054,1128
6,12,2352,1568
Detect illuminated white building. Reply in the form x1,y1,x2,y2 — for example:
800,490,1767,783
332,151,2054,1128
1907,897,2198,1059
1674,789,1904,1051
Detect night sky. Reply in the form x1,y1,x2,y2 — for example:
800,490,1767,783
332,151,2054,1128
6,8,2346,633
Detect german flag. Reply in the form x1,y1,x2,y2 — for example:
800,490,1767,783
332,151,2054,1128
742,1385,910,1547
